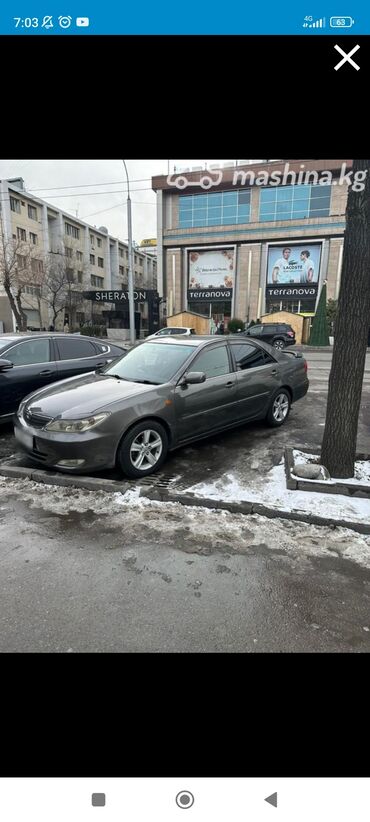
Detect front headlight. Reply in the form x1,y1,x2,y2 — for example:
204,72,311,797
45,413,109,433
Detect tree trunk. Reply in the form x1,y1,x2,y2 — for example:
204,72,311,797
3,280,27,330
320,160,370,477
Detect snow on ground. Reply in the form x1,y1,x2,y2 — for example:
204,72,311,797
292,449,370,486
1,474,370,570
184,458,370,524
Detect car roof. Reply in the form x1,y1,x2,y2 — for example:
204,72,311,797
145,335,217,347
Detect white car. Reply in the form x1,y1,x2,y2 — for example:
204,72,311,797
145,327,196,340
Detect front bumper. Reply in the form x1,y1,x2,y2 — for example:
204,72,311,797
13,416,117,473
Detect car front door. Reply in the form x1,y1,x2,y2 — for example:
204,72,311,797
174,343,238,442
54,336,104,380
229,341,281,420
0,337,57,417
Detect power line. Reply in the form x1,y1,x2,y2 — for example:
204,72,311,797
28,177,154,192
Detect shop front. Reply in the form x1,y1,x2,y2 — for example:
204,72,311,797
264,241,323,317
186,245,234,328
82,289,160,337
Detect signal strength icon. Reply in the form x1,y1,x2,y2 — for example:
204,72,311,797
303,17,326,27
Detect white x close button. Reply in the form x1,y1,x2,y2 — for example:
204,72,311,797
334,44,360,70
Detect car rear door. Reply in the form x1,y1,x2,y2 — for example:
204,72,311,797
174,342,238,442
54,336,104,380
0,337,57,416
229,341,281,420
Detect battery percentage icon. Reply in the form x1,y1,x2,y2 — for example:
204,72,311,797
330,16,355,27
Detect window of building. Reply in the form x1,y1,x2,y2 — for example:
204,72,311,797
66,268,74,283
119,265,124,276
24,284,41,297
17,227,27,242
259,184,331,222
90,254,95,265
230,342,273,369
56,337,98,360
29,232,38,245
179,189,251,228
65,222,80,239
10,197,21,214
98,257,104,268
65,246,73,258
97,238,102,248
76,251,83,262
91,275,104,287
17,254,26,269
193,345,231,378
77,271,83,284
119,248,124,258
27,205,37,220
90,234,95,247
31,259,43,275
134,255,138,265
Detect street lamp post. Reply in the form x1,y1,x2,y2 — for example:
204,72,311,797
122,160,135,345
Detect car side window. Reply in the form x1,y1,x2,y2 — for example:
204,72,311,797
95,343,109,354
262,325,275,334
192,345,231,378
231,343,273,370
190,329,196,335
5,338,51,366
248,325,263,336
158,329,171,336
55,338,97,360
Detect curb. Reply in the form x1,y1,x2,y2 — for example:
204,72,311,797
1,461,370,535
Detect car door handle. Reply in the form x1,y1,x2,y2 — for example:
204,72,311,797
270,370,278,375
225,381,234,387
39,369,53,375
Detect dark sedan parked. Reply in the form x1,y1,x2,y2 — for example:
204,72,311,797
14,336,308,479
0,333,128,421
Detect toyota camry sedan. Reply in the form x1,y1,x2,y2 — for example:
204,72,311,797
14,336,309,479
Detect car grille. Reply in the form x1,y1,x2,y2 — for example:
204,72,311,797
24,410,52,429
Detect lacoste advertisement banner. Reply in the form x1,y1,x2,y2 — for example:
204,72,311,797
266,242,322,301
187,247,234,302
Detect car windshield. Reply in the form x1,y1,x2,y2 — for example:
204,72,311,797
103,342,196,384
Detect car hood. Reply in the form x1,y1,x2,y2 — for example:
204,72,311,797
25,371,156,419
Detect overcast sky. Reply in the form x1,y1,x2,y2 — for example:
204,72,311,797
0,160,231,245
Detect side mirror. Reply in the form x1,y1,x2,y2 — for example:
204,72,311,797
0,358,13,371
179,371,206,387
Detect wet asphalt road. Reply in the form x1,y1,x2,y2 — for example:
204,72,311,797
1,350,370,652
1,489,370,652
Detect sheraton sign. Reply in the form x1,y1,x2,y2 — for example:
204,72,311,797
83,290,157,302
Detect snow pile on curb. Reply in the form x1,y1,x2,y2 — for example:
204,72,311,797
184,458,370,524
292,449,370,486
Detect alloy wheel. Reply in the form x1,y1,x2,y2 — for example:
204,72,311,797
272,393,290,422
130,428,163,470
273,340,285,349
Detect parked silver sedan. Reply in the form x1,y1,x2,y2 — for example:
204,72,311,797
14,336,309,478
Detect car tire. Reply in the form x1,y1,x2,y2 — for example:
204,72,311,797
117,420,168,479
272,338,285,349
266,389,291,427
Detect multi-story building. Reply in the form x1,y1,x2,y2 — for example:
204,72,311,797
152,159,351,331
0,177,157,334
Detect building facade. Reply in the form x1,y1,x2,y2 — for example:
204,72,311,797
0,177,157,334
152,159,350,328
